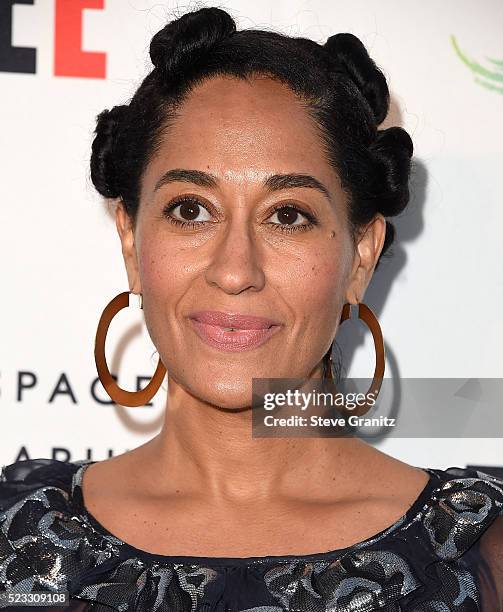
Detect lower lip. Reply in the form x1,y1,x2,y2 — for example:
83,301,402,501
188,319,281,352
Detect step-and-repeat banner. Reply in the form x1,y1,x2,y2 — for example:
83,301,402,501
1,0,502,473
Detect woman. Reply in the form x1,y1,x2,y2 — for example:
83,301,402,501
1,7,502,611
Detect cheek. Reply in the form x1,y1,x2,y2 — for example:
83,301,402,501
277,245,349,314
136,241,179,332
276,240,352,354
306,260,346,339
136,236,202,340
137,246,161,292
137,239,188,295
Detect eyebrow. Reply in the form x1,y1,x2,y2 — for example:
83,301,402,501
153,168,332,203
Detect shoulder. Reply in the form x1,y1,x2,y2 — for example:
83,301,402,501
0,458,90,543
0,457,220,608
0,457,84,511
411,466,503,609
330,465,503,610
429,464,503,501
427,464,503,516
417,465,503,560
0,457,128,598
0,457,84,484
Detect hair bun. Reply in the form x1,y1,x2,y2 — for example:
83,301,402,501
90,105,129,199
149,7,236,81
323,33,389,125
369,126,414,217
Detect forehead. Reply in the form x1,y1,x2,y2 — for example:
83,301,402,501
141,74,341,198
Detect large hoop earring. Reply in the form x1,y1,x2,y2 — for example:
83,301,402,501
325,302,385,417
94,291,167,407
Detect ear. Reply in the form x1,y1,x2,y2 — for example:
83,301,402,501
345,213,386,304
115,201,142,294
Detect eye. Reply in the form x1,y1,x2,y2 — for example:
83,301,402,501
266,204,317,232
268,206,306,225
164,196,212,224
161,197,318,233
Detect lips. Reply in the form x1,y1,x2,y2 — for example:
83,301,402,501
187,310,282,352
189,310,280,329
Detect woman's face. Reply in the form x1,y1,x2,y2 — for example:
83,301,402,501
116,74,384,409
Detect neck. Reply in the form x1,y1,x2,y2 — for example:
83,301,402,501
138,363,373,506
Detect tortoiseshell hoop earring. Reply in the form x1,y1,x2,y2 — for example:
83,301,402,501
324,302,385,417
94,291,167,407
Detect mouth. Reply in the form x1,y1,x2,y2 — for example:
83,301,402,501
187,310,282,352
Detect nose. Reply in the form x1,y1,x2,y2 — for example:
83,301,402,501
204,216,266,294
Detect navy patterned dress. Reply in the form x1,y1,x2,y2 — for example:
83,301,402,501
0,458,502,611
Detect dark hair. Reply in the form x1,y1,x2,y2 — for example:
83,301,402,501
90,6,413,270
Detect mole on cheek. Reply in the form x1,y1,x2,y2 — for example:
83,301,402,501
330,230,336,238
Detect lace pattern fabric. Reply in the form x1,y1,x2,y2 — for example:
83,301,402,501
0,458,502,611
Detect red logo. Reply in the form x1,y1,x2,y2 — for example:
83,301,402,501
1,0,106,78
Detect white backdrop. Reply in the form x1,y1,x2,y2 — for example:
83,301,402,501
1,0,502,469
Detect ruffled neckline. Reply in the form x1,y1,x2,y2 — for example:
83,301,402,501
3,458,503,611
70,459,439,567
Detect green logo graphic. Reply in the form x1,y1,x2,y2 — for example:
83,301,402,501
451,35,503,94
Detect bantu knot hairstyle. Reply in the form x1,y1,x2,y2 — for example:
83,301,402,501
323,33,389,126
149,7,236,84
90,105,128,199
90,6,413,269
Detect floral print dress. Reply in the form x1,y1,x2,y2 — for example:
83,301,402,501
0,458,502,611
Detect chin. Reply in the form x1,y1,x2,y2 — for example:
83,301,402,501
173,374,256,411
202,378,257,410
